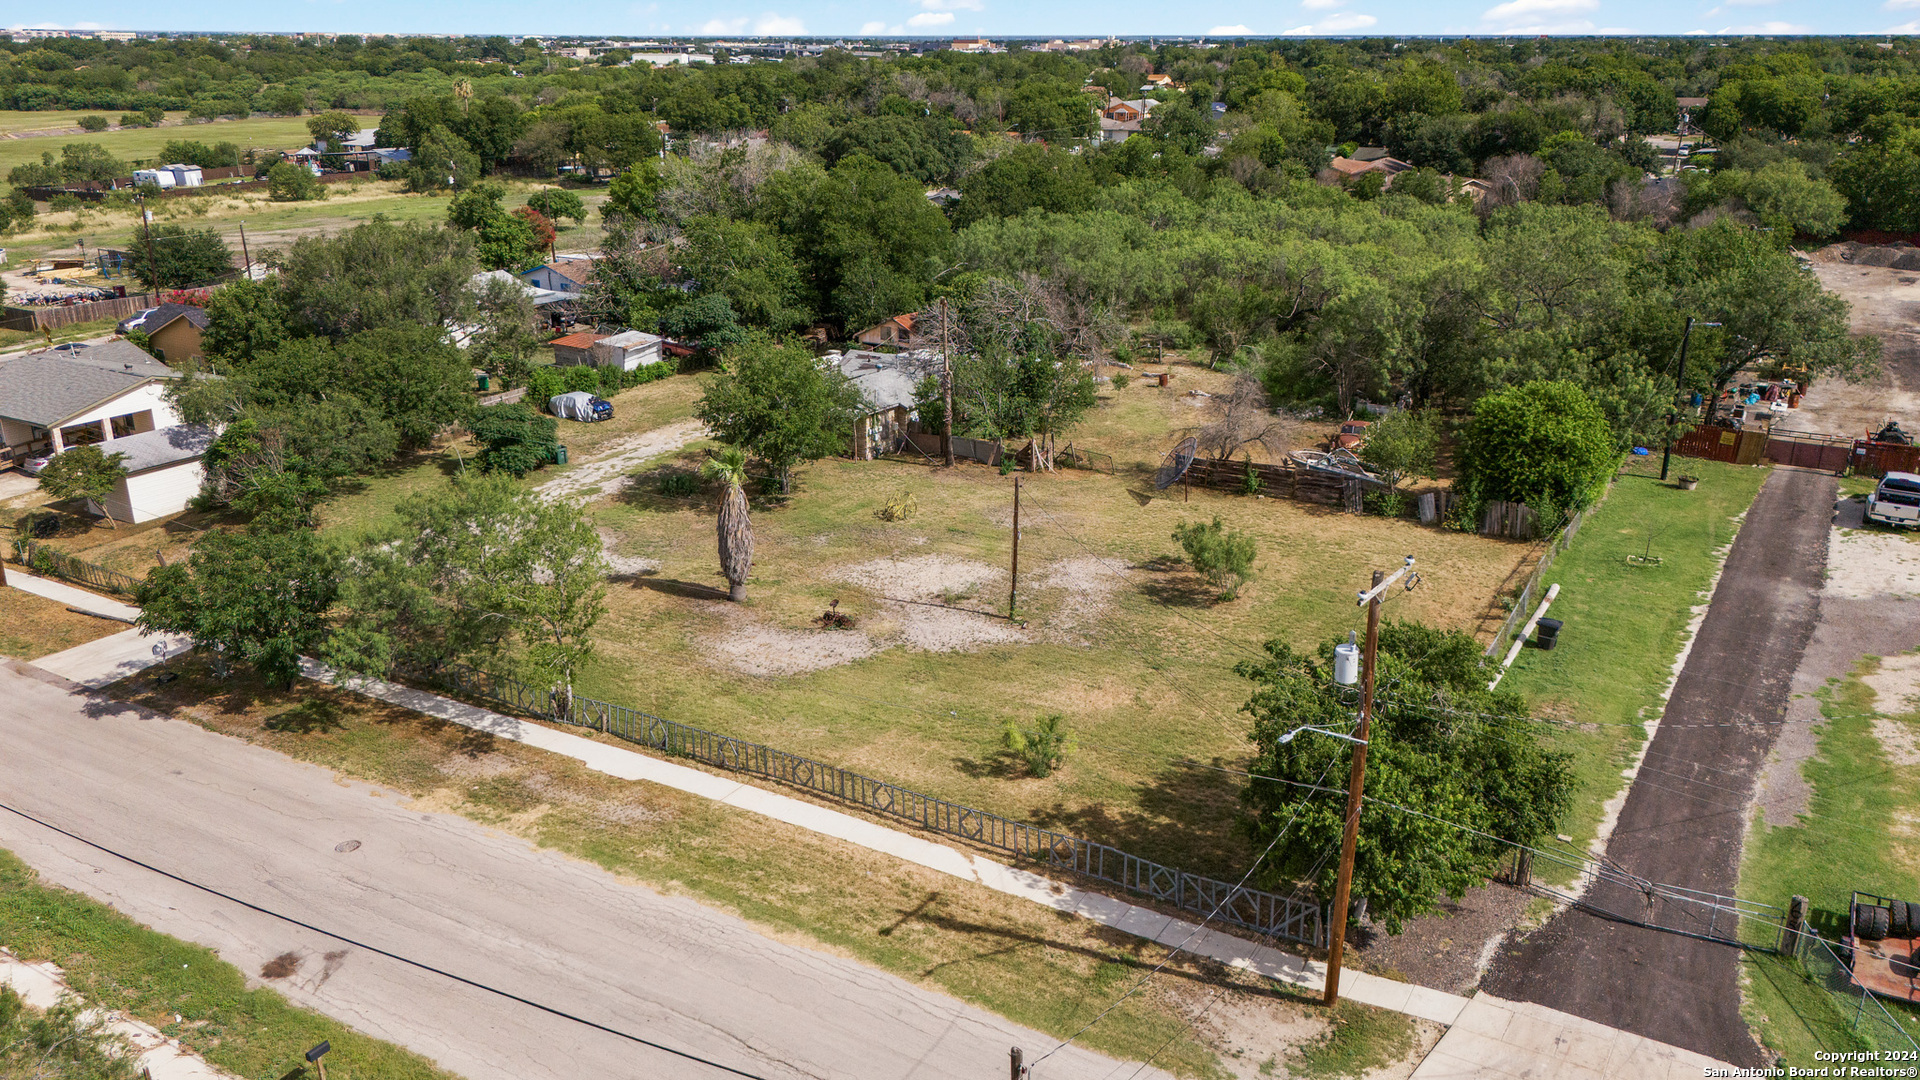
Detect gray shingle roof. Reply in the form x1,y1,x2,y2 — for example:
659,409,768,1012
117,303,210,335
99,425,214,474
0,342,179,428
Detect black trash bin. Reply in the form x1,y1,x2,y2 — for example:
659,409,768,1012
1534,617,1564,650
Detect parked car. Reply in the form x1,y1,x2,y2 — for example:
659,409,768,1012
1866,472,1920,528
20,450,56,476
549,391,613,423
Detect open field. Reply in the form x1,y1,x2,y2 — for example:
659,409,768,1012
1497,456,1769,882
1739,662,1920,1064
559,365,1535,876
0,115,320,186
110,656,1439,1080
0,585,126,658
5,176,609,269
0,845,456,1080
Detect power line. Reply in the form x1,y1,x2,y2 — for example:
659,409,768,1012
0,798,774,1080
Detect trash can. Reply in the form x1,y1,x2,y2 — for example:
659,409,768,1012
477,373,490,392
1157,371,1170,388
554,444,569,465
1534,617,1563,651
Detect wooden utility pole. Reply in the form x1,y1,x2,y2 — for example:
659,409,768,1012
1009,1046,1024,1080
1008,476,1021,617
138,197,161,294
1323,556,1415,1006
1323,569,1381,1005
238,221,252,279
1660,316,1696,483
940,297,955,467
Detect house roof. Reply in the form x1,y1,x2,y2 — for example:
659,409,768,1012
1328,155,1415,177
534,258,596,285
470,269,572,306
600,330,662,350
1351,146,1392,162
550,331,608,350
833,349,943,414
0,341,179,428
117,302,210,336
1676,97,1710,108
104,424,215,474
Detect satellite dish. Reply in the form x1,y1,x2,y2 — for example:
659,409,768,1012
1155,437,1198,490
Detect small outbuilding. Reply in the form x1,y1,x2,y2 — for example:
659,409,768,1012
91,425,216,524
117,303,210,364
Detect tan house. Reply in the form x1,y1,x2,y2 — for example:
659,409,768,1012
1326,155,1416,188
856,313,919,348
116,303,209,365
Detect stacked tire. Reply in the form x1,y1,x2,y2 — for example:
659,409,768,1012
1856,901,1893,941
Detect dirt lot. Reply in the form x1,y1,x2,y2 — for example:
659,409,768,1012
1791,247,1920,438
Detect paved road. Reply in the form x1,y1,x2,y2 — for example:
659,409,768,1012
0,661,1160,1080
1483,466,1836,1066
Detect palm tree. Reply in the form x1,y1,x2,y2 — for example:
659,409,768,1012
453,78,474,114
702,448,753,602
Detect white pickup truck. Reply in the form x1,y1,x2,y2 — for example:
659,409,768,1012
1867,472,1920,528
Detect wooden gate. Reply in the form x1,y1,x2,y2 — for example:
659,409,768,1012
1763,432,1853,474
1673,426,1767,466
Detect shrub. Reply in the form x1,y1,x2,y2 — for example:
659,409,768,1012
1111,372,1131,390
267,161,325,202
77,115,109,132
119,112,152,128
1242,457,1262,496
469,403,558,476
47,193,82,212
1003,714,1075,778
1172,515,1256,600
1458,379,1617,520
657,473,699,497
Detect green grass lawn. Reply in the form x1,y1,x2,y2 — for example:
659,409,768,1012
0,115,318,187
0,846,455,1080
1496,456,1770,881
1738,662,1920,1064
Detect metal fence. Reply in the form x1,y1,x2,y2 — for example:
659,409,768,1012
1513,843,1785,952
1483,503,1590,657
1792,930,1920,1056
419,663,1325,949
14,541,144,597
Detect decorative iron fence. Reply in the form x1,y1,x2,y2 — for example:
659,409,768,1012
14,541,143,597
418,663,1325,949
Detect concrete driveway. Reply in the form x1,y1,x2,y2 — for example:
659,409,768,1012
0,662,1162,1080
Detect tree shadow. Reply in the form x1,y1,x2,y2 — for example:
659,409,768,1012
614,461,709,514
264,699,345,734
951,752,1024,781
1136,565,1219,609
1025,759,1252,878
631,576,732,601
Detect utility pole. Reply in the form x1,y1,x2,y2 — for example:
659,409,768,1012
1660,316,1696,483
1323,557,1416,1006
1008,476,1021,617
238,221,252,279
138,195,161,296
940,297,954,467
1009,1046,1024,1080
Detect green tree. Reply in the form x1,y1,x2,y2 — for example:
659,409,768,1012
306,110,359,151
693,336,865,494
469,274,541,387
58,143,126,183
1832,122,1920,233
680,215,808,333
659,293,748,353
476,211,543,271
276,219,477,336
136,514,342,689
1360,409,1440,489
200,276,291,362
1171,516,1256,600
702,447,754,602
604,161,663,221
1238,623,1573,934
37,445,129,527
1459,380,1616,517
469,403,558,476
526,187,588,223
130,225,235,289
327,474,606,701
266,161,325,201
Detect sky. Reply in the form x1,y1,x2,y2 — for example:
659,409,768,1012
11,0,1913,42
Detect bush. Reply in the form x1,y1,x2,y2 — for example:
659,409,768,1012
1172,515,1256,600
77,115,109,132
1111,372,1131,390
657,473,700,497
469,403,558,476
1003,714,1075,778
267,161,324,202
1458,379,1617,520
119,112,152,128
47,193,82,212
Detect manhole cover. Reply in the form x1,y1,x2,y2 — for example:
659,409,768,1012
334,840,361,853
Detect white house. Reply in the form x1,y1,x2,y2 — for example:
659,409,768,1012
0,340,184,465
91,425,215,524
520,258,594,293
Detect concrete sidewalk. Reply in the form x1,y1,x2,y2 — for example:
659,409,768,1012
7,568,139,621
11,571,192,688
1,947,235,1079
1410,993,1733,1079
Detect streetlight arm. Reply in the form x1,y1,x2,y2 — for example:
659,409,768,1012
1278,725,1368,747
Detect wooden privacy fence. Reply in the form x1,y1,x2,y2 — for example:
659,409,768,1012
1673,426,1769,466
1854,440,1920,478
1,292,158,332
1182,457,1388,510
1672,424,1920,477
1763,431,1854,474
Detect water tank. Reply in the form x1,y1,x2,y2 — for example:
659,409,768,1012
1333,641,1361,686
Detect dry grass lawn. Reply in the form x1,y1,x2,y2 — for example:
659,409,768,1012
0,584,127,659
109,657,1437,1080
574,362,1534,876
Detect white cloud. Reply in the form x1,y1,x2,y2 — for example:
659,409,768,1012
907,11,955,26
860,20,889,32
754,12,807,32
1480,0,1598,23
1209,23,1254,32
1721,19,1812,30
698,16,748,32
1283,11,1378,32
1889,18,1920,29
1301,0,1348,8
919,0,985,10
1887,0,1920,10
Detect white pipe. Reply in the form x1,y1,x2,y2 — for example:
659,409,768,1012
1488,582,1561,690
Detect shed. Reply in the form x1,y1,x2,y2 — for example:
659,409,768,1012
90,425,215,524
590,330,665,371
550,330,609,366
117,303,210,364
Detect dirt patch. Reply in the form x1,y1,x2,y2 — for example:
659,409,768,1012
1792,260,1920,438
1825,510,1920,599
1034,556,1130,633
1864,652,1920,715
597,527,660,579
830,554,1028,652
708,620,880,677
1156,981,1324,1080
